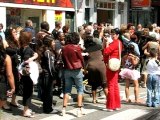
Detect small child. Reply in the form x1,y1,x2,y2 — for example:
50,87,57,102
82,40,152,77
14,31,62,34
145,48,160,107
119,44,140,103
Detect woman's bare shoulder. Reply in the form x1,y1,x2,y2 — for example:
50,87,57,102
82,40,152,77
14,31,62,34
4,55,11,63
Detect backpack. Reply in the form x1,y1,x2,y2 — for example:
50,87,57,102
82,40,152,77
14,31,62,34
44,50,56,77
146,59,160,66
54,49,64,70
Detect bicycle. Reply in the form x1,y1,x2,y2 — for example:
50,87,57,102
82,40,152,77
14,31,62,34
83,79,103,96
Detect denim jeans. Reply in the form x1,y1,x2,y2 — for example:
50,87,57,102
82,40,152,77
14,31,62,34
64,69,84,94
146,74,160,107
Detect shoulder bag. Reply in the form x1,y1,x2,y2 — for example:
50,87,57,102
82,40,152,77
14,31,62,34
108,41,121,71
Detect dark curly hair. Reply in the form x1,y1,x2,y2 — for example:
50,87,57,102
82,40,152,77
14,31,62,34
5,26,20,48
65,32,80,45
5,26,17,41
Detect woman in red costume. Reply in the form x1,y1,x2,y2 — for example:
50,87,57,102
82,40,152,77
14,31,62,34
103,28,122,111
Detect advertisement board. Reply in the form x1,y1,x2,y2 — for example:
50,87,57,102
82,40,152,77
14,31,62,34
131,0,151,8
0,0,73,8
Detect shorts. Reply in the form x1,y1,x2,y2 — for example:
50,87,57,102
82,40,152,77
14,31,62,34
64,69,84,94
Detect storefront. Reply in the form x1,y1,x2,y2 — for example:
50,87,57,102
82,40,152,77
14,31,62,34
96,0,127,28
0,0,74,32
129,0,153,27
151,0,160,26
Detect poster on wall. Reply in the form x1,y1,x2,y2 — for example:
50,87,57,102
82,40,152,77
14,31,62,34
55,11,62,22
131,0,151,8
6,8,21,27
0,0,73,8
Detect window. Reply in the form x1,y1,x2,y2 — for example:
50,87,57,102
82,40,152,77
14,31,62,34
85,0,90,7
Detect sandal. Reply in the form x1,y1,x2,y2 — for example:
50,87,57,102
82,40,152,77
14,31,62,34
92,100,98,104
23,109,35,118
125,99,132,103
135,100,143,104
28,109,35,115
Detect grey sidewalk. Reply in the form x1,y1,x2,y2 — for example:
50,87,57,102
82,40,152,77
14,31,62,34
0,81,147,120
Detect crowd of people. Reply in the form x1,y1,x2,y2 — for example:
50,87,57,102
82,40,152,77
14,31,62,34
0,20,160,118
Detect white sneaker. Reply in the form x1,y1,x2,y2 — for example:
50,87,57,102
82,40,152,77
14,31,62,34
60,93,64,99
115,108,120,111
77,108,82,117
77,108,86,117
80,107,86,115
61,108,66,116
68,95,71,99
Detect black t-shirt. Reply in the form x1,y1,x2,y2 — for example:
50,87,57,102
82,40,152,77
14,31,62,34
20,46,34,61
52,29,58,39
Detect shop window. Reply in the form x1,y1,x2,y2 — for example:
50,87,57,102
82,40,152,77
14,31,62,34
85,0,90,7
6,8,21,27
85,8,90,24
97,1,115,10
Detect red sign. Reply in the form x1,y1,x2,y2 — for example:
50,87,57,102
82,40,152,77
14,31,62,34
131,0,151,8
0,0,73,8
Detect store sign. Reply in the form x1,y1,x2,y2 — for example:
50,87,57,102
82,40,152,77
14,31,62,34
0,0,73,8
131,0,151,8
55,11,62,22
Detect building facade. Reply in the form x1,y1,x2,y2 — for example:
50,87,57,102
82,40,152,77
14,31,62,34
0,0,129,33
0,0,75,32
76,0,128,28
129,0,160,27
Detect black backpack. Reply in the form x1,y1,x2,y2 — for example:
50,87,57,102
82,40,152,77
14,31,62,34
44,50,56,77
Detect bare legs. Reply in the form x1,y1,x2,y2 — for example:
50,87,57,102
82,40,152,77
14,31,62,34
92,87,108,104
92,90,97,103
63,94,83,107
11,95,18,105
141,73,147,88
125,79,130,102
0,100,5,108
125,79,139,102
133,80,139,102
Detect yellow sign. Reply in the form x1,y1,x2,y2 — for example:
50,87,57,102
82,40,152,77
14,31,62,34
37,0,55,3
55,13,62,21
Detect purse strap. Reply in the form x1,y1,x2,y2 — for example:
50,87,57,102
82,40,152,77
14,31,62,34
118,41,121,61
109,41,121,61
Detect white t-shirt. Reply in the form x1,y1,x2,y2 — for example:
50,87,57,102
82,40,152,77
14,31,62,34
146,59,160,75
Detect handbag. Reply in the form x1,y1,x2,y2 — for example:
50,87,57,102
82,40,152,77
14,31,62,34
108,41,121,71
18,61,39,84
36,61,43,74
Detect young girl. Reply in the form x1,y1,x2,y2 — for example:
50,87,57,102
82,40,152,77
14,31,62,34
37,35,58,114
146,48,160,107
19,32,38,117
119,44,140,103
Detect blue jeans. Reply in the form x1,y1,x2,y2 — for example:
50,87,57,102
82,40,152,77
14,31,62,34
64,69,84,94
146,74,160,107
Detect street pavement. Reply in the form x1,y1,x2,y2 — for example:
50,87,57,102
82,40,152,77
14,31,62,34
0,81,159,120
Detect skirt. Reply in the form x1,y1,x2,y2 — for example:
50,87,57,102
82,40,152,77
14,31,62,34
119,68,140,80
